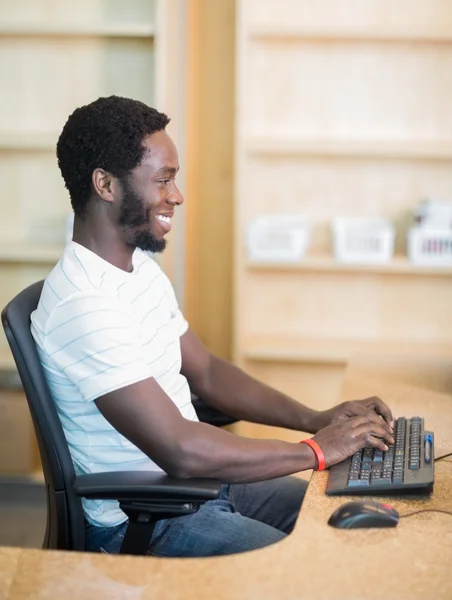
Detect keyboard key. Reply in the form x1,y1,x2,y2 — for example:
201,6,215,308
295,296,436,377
363,448,373,462
347,478,370,487
373,450,383,462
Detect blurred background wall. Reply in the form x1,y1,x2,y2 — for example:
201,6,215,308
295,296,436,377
231,0,452,443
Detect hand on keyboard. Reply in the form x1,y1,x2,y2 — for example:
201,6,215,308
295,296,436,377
325,417,435,494
309,395,393,432
311,413,395,468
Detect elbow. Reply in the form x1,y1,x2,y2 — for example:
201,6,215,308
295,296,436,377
164,456,199,480
165,463,194,480
172,444,208,479
160,436,203,480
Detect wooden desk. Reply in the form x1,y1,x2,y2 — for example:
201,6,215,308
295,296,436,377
1,355,452,600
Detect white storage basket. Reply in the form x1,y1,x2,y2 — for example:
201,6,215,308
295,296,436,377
246,214,310,263
408,227,452,266
332,218,395,264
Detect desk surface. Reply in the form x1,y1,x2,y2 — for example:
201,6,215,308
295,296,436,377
1,355,452,600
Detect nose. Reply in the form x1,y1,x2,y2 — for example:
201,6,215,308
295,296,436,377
166,183,184,206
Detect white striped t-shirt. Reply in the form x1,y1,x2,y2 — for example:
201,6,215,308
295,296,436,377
31,241,197,527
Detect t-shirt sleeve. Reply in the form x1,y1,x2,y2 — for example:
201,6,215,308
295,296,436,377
161,272,189,337
43,292,153,402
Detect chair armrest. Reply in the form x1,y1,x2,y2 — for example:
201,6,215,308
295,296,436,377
191,395,238,427
73,470,221,504
74,472,222,555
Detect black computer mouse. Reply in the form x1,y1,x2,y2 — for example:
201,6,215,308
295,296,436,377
328,500,399,529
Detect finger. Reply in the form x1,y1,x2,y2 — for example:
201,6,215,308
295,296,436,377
366,435,390,452
367,396,393,427
354,430,389,452
371,423,394,445
349,412,391,432
365,411,394,437
353,423,394,446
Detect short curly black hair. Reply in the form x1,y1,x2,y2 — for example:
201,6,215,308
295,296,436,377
56,95,170,216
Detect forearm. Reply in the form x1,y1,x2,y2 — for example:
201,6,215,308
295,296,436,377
96,376,317,483
191,355,319,434
171,420,316,482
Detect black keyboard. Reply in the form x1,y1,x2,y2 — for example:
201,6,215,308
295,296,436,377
326,417,435,496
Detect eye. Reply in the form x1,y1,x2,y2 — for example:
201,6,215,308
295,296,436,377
158,179,170,185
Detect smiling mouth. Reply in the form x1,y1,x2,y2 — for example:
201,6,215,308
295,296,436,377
156,214,172,233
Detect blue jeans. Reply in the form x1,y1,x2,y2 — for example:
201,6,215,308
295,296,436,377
85,476,307,557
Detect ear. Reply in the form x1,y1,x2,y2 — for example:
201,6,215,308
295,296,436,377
92,168,117,202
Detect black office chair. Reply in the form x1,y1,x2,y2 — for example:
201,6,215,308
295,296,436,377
1,280,232,555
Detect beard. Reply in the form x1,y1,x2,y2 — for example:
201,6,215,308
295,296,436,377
117,176,166,253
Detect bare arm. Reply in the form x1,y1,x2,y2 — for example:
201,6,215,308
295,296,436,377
95,376,317,483
180,329,319,433
180,329,393,433
95,376,393,482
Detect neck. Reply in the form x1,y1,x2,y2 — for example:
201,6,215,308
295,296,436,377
72,212,135,273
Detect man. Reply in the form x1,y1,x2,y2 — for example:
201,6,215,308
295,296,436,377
31,96,394,557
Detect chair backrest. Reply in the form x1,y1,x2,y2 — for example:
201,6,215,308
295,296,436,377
1,280,85,551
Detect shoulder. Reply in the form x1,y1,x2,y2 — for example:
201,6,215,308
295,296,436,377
37,288,129,334
43,243,108,304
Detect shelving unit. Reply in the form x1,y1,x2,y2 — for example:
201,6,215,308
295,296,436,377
243,335,452,365
233,0,452,442
248,27,452,44
0,133,58,151
0,23,156,38
245,138,452,161
242,0,452,42
246,256,452,276
0,244,62,264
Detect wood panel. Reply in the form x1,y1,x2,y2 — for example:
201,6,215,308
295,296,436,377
243,43,452,140
242,0,452,39
0,0,155,28
184,0,235,359
153,0,188,293
241,271,452,341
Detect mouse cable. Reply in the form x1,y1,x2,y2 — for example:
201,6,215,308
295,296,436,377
399,453,452,519
434,452,452,462
400,509,452,519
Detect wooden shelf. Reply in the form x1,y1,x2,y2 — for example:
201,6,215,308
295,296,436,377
249,27,452,45
0,244,62,264
245,138,452,160
247,256,452,276
0,23,155,38
0,132,58,151
243,336,452,365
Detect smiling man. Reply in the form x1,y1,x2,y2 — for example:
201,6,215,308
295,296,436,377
31,96,394,557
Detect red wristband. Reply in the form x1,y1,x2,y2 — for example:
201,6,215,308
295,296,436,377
300,438,326,471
